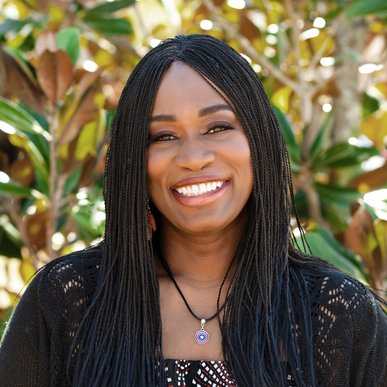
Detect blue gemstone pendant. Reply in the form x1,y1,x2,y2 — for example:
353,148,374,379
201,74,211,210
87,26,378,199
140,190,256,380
194,319,209,344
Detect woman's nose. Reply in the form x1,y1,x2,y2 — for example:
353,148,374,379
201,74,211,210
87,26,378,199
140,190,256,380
174,137,215,171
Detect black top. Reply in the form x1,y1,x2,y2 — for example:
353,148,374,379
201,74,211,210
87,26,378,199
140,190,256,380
0,245,386,386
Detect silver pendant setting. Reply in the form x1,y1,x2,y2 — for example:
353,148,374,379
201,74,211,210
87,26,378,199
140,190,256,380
194,319,209,345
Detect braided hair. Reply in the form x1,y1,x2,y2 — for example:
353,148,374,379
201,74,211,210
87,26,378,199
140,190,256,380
71,34,325,386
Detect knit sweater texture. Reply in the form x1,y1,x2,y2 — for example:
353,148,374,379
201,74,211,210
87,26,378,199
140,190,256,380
0,245,386,386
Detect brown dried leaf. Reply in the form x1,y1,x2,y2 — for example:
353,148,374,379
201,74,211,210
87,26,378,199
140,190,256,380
0,49,46,114
10,158,35,186
75,69,102,101
37,50,73,104
349,163,387,189
25,211,48,249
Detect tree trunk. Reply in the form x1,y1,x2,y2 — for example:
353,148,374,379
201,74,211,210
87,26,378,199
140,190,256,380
332,18,368,143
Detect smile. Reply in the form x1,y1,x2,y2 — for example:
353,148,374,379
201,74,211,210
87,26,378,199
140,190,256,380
173,181,225,197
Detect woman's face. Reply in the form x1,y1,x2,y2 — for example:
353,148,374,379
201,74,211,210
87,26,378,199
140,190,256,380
147,62,253,235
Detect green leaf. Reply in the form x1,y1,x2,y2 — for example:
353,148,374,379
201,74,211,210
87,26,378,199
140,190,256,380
347,0,387,17
362,93,380,119
0,98,51,141
315,183,360,205
0,215,22,254
63,168,82,196
86,0,136,14
309,114,332,160
315,183,360,231
0,181,35,197
83,15,133,35
55,27,80,64
272,105,301,164
311,142,378,169
296,227,366,280
0,18,27,37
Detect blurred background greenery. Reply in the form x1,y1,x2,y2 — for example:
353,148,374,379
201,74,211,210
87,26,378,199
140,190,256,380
0,0,386,337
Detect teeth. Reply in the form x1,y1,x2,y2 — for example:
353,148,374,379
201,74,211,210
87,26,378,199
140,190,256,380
175,181,225,197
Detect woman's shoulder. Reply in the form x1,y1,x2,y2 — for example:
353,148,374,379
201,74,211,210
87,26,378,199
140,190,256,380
298,263,386,333
295,261,387,385
300,263,379,307
31,243,103,312
40,243,103,285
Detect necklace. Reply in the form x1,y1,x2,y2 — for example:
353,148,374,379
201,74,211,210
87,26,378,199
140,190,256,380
159,253,234,345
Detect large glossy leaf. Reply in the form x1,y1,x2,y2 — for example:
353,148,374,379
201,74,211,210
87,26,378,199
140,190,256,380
347,0,387,17
55,28,80,64
295,227,366,280
315,183,360,231
37,50,73,104
315,183,360,204
272,105,301,165
311,142,378,169
83,15,133,35
0,98,50,141
86,0,136,14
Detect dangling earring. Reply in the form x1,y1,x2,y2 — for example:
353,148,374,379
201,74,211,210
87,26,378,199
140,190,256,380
147,201,157,240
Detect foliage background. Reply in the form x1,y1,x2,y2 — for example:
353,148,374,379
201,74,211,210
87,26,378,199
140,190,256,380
0,0,386,336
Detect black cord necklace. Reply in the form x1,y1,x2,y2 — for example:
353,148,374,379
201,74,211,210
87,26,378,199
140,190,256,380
159,253,234,345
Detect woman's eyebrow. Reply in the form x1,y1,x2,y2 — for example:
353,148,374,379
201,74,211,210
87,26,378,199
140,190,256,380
199,104,232,116
151,114,176,122
150,104,232,122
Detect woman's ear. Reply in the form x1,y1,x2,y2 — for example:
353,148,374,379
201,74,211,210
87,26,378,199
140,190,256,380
147,204,157,240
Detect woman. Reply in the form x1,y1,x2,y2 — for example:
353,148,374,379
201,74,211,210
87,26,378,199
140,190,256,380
0,34,386,387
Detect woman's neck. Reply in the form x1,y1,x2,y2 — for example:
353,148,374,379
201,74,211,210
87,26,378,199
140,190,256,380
157,214,247,285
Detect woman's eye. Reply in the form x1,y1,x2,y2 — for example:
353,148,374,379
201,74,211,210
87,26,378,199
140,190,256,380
148,133,176,143
206,124,233,134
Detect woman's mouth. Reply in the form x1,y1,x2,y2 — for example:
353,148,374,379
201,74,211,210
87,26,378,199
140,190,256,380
173,181,225,197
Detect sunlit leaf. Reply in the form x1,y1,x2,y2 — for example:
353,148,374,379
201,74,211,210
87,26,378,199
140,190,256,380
0,98,50,140
374,220,387,265
272,86,292,112
295,227,365,280
20,257,36,282
361,110,387,149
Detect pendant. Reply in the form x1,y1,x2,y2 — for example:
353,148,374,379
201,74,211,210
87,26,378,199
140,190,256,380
194,319,209,345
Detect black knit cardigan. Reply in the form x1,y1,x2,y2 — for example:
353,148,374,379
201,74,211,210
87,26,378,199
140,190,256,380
0,245,386,386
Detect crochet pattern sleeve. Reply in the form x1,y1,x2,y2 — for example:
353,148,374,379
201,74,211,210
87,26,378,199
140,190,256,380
0,269,50,387
311,272,387,386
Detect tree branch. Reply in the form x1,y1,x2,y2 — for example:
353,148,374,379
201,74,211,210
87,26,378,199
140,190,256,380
202,0,300,93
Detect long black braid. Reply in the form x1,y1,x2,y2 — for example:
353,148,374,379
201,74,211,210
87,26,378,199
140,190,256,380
70,34,329,386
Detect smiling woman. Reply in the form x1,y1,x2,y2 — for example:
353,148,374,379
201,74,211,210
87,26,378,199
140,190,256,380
0,35,386,387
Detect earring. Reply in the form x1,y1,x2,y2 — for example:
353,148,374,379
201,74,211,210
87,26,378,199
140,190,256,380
147,202,157,240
